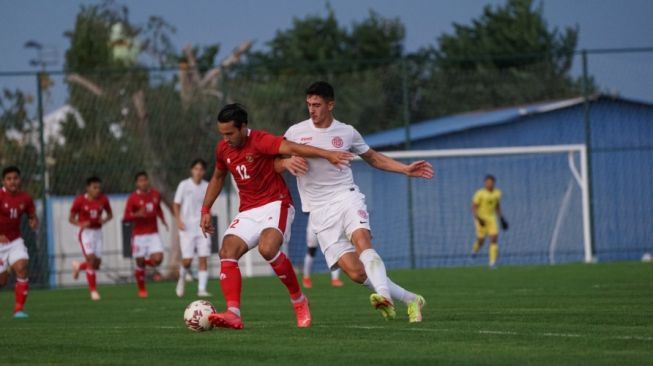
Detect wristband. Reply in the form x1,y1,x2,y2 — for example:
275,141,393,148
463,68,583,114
201,206,210,215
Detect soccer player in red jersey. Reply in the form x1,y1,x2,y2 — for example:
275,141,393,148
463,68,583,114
200,104,353,329
0,166,38,318
123,171,168,298
69,176,113,300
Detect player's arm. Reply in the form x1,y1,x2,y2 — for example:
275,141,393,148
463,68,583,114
472,202,485,226
278,140,353,168
274,156,309,176
26,197,38,231
360,149,434,179
122,195,142,222
496,202,508,230
200,166,227,236
155,195,168,229
69,200,80,226
101,200,113,225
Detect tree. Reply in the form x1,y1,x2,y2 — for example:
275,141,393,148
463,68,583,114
411,0,589,121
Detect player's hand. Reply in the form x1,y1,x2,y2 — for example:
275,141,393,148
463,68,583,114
500,217,509,231
0,234,9,243
134,207,146,218
327,151,354,170
28,216,39,230
80,221,91,229
476,217,485,227
162,222,169,231
404,160,434,179
283,156,309,176
177,219,186,231
200,213,215,238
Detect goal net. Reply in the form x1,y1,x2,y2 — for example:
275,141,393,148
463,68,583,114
288,145,591,271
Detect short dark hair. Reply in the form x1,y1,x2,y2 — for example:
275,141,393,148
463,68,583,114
2,166,21,179
134,171,148,181
485,174,496,182
86,176,102,186
191,158,207,169
306,81,335,101
217,103,248,128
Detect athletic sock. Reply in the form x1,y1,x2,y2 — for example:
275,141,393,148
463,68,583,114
198,270,209,292
268,252,303,301
359,248,391,300
220,259,242,314
14,277,29,313
331,268,341,280
79,262,89,271
144,259,156,267
178,265,187,281
134,267,146,291
303,253,313,279
489,243,498,265
387,277,417,304
86,269,97,292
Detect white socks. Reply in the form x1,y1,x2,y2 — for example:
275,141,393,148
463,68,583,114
303,253,314,278
359,249,391,300
198,270,208,292
362,277,417,305
331,268,340,280
178,266,187,282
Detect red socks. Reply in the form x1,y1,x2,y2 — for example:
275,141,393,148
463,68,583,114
269,252,302,301
134,267,146,291
86,270,97,292
79,262,88,271
144,259,156,267
14,278,29,313
220,260,242,310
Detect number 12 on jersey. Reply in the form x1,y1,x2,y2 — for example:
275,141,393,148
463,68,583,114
235,165,250,180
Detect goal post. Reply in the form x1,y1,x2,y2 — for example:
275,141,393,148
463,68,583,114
349,144,592,268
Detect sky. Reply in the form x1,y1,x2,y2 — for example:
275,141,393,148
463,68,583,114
1,0,652,115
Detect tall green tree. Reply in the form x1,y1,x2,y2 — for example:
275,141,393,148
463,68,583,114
411,0,589,120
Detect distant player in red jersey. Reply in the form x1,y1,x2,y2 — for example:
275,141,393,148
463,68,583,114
69,176,113,301
200,104,353,329
123,171,168,298
0,166,38,318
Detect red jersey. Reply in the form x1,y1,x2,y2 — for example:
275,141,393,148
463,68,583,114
123,189,165,236
70,194,112,229
216,129,292,212
0,187,36,242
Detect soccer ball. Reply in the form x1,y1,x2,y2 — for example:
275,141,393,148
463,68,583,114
184,300,217,332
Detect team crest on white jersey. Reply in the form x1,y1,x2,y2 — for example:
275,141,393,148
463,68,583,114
331,136,344,148
357,209,368,219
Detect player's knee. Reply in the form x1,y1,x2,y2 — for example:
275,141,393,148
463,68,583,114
182,258,193,268
348,268,367,284
135,258,146,268
307,247,317,257
257,245,279,261
13,261,28,278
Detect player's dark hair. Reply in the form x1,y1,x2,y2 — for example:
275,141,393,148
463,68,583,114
86,176,102,186
190,158,207,169
2,166,21,178
217,103,248,128
485,174,496,182
134,171,148,182
306,81,335,101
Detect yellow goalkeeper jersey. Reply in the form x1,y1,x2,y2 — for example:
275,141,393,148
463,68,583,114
473,188,502,219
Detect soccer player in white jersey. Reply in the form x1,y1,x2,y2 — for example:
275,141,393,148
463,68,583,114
173,158,212,297
278,81,434,322
303,221,343,289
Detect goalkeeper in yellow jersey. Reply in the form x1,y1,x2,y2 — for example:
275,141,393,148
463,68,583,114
471,175,508,268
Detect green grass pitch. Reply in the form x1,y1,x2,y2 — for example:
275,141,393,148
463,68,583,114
1,262,651,365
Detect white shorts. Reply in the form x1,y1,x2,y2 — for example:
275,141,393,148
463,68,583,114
132,233,164,258
78,228,103,258
0,238,29,273
306,224,318,248
308,190,371,269
224,200,294,250
180,230,211,259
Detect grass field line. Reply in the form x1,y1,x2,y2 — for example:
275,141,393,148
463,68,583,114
328,325,653,342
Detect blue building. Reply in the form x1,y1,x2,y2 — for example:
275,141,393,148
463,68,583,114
287,95,653,271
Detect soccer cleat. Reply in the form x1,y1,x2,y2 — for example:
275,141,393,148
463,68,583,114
175,278,185,298
185,272,194,282
138,289,148,299
13,311,29,319
407,295,426,323
292,296,312,328
152,271,163,282
90,291,101,301
197,290,212,297
72,260,81,280
331,278,344,287
302,277,312,289
209,311,244,330
489,263,497,270
370,293,396,320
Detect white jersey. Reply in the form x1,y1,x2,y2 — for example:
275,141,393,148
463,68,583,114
173,178,209,230
284,119,370,212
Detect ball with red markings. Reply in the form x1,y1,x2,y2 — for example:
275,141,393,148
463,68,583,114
183,300,217,332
